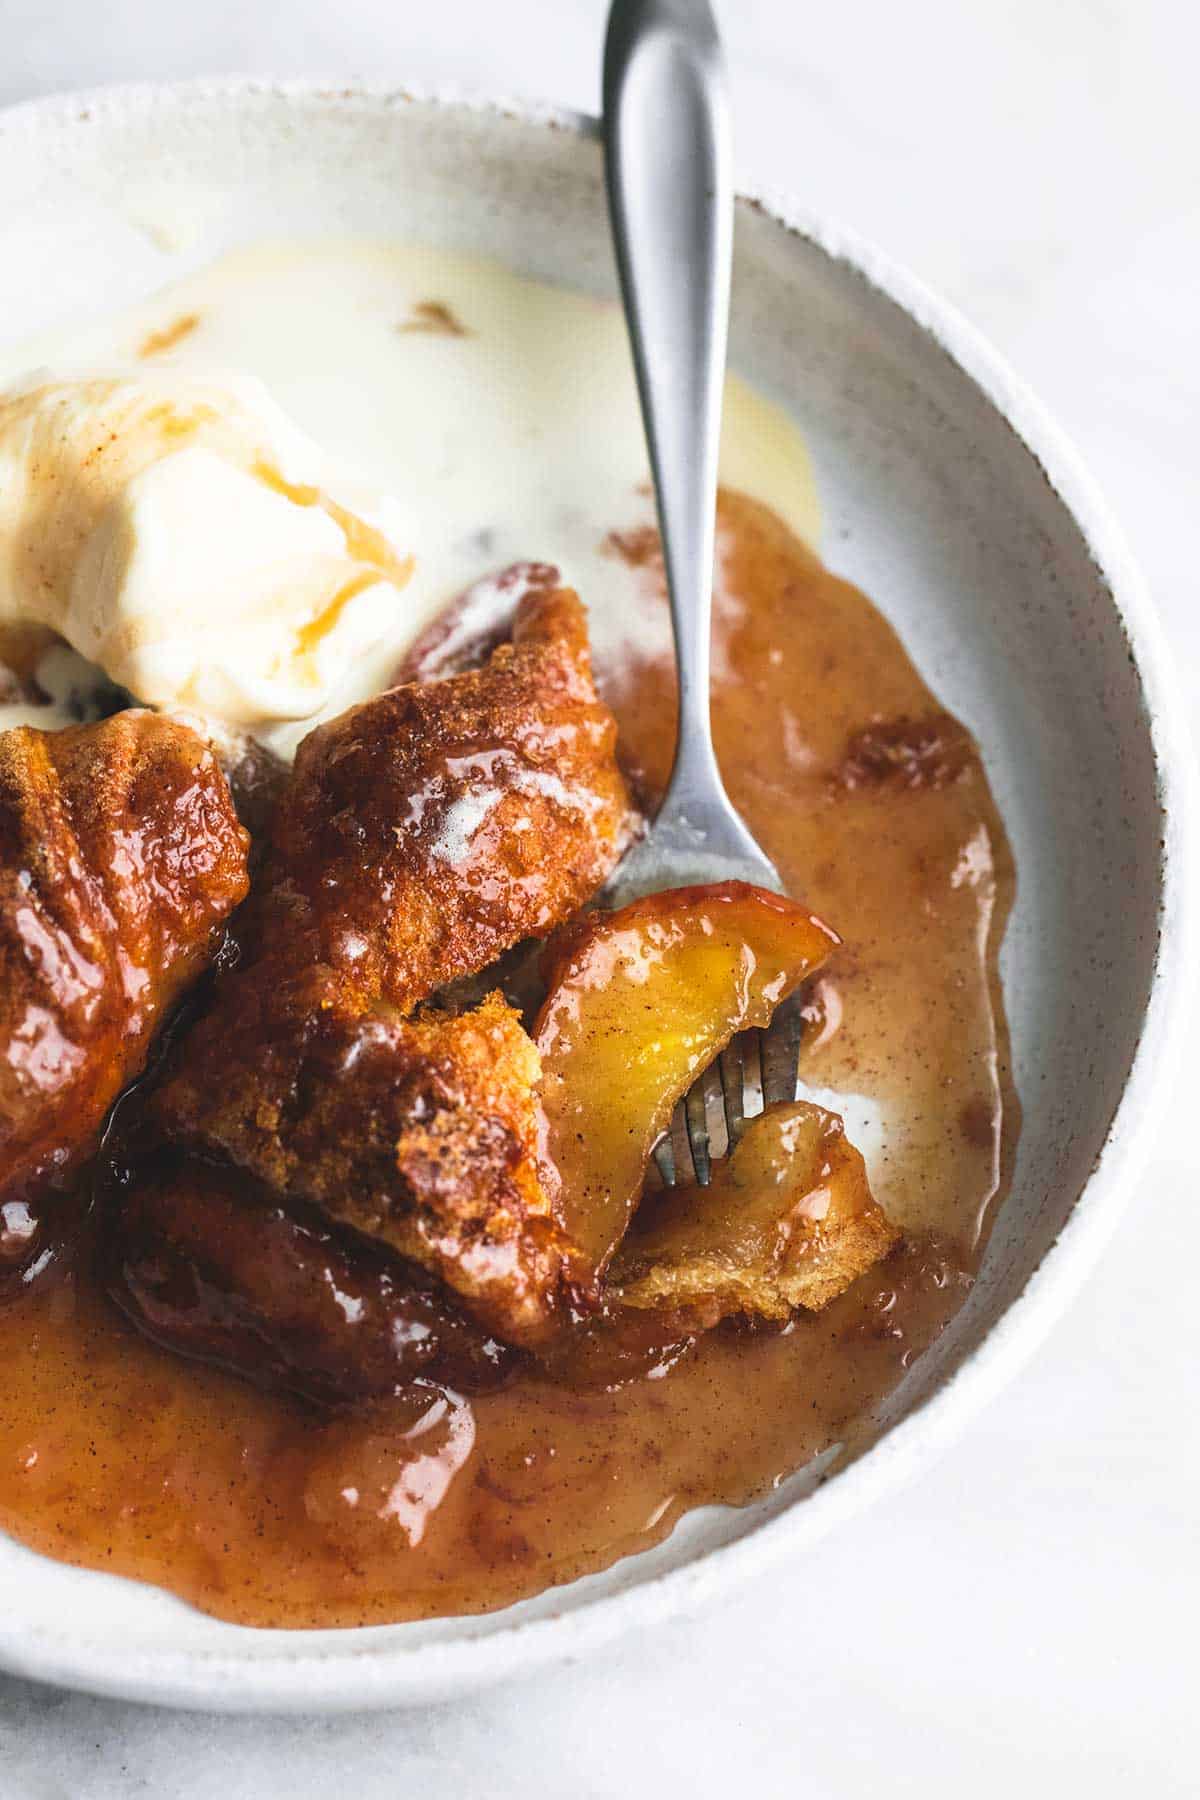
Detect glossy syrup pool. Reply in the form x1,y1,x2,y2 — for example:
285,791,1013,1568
0,491,1016,1628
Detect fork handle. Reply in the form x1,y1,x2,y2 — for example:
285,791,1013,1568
603,0,732,801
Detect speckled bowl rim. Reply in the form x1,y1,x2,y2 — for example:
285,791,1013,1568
0,74,1193,1713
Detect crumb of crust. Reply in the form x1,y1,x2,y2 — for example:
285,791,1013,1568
398,300,470,337
835,714,973,793
138,313,202,358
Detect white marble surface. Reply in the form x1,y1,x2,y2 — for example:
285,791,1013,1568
0,0,1196,1792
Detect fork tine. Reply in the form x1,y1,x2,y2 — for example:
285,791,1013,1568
760,993,804,1109
684,1072,712,1185
701,1059,729,1163
651,1002,805,1190
719,1036,747,1151
741,1028,765,1122
668,1098,696,1187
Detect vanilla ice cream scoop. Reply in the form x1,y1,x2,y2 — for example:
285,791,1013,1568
0,370,413,726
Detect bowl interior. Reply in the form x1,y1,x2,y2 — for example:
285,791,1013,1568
0,84,1169,1707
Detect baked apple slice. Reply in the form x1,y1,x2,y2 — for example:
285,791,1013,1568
534,882,838,1269
611,1100,899,1322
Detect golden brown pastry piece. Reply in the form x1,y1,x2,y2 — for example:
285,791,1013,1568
612,1101,900,1323
250,579,632,1012
153,981,580,1342
146,583,630,1343
0,710,249,1228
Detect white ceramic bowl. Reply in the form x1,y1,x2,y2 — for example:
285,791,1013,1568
0,78,1191,1712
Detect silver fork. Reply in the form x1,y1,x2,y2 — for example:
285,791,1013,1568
602,0,805,1186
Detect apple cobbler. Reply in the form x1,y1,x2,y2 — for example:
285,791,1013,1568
3,571,896,1417
0,323,1012,1627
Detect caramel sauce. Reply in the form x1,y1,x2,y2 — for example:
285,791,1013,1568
137,313,202,359
0,490,1016,1628
397,300,471,337
248,458,416,629
292,568,389,659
